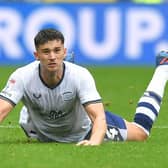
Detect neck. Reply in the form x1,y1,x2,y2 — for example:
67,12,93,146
39,64,64,88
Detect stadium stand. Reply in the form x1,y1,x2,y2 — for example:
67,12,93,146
42,0,118,2
0,0,42,2
0,0,165,3
0,0,166,4
39,0,166,3
132,0,163,3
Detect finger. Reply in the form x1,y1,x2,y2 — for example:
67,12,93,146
76,140,89,146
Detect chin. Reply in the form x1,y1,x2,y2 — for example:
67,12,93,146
48,68,58,72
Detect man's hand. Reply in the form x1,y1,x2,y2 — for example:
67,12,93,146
81,103,107,146
76,140,99,146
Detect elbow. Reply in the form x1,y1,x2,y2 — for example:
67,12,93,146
0,115,5,123
0,111,8,123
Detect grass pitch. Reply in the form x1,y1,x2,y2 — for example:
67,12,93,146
1,65,168,168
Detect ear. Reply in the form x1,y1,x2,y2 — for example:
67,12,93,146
34,51,39,60
63,48,67,59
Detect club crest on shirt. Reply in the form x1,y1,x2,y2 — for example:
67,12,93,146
62,91,74,101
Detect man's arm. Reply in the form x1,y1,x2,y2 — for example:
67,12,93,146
76,102,107,146
0,98,14,122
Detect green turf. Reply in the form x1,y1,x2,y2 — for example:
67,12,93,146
1,65,168,168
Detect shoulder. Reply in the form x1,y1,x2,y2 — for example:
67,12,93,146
64,61,91,76
10,61,39,81
64,62,95,85
14,61,39,76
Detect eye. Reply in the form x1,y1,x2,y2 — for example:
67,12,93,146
42,50,50,54
54,49,61,53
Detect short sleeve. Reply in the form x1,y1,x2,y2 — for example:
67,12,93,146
77,68,101,105
0,69,24,105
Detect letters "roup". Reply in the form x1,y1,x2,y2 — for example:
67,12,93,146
0,4,167,64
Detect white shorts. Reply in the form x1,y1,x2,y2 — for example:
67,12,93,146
19,106,38,139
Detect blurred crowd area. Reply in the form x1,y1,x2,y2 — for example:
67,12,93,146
0,0,167,3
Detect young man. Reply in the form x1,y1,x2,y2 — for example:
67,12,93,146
0,28,167,145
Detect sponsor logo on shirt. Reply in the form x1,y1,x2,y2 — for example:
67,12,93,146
33,93,42,99
48,110,67,120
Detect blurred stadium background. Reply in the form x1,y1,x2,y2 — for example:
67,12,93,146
1,1,168,168
0,0,168,66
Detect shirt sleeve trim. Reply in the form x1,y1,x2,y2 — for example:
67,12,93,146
82,99,102,107
0,95,16,107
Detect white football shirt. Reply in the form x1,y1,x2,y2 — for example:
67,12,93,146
0,61,102,142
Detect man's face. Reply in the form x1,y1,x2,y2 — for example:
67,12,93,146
34,39,66,72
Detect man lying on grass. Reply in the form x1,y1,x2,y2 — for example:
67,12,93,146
0,28,167,145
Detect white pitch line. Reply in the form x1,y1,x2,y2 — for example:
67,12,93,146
153,126,168,129
0,125,168,129
0,125,20,128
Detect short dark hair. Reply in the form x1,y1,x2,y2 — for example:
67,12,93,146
34,28,65,49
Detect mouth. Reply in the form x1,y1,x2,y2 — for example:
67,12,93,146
48,62,57,68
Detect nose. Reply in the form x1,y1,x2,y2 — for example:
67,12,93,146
49,51,56,60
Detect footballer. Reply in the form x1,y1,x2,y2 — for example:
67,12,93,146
0,28,167,145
